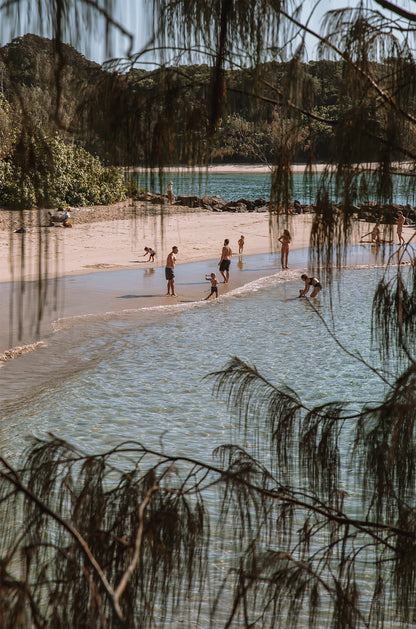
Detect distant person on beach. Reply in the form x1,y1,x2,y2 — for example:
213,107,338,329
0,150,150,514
278,229,291,269
143,246,156,262
238,235,245,255
218,238,232,283
167,181,174,204
204,272,219,299
371,223,381,244
299,274,322,298
396,211,405,245
165,246,178,296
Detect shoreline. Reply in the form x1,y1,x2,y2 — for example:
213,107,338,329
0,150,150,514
0,204,382,285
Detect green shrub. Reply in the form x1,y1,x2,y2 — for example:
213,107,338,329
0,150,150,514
0,135,128,209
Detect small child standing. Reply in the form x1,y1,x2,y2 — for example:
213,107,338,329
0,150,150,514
205,273,219,299
278,229,291,270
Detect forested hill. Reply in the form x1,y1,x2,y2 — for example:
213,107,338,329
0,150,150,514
0,34,346,164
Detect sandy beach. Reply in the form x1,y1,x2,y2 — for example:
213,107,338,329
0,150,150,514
0,200,376,285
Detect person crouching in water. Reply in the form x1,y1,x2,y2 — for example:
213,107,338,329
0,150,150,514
299,274,322,297
205,273,219,299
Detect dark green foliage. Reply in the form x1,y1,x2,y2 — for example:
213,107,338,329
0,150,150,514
0,135,128,209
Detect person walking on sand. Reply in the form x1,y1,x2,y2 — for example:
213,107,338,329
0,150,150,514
204,272,219,299
218,238,232,283
299,274,322,298
238,235,245,255
396,211,405,245
278,229,291,269
371,223,381,244
167,181,174,204
165,246,178,296
142,246,156,262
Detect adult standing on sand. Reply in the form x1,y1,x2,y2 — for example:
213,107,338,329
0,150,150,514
167,181,174,204
219,238,232,283
165,246,178,296
396,211,405,245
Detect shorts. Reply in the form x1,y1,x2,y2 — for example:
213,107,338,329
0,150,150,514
219,259,230,272
165,267,175,280
211,286,218,294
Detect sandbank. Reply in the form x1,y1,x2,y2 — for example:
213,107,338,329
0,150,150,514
0,201,379,285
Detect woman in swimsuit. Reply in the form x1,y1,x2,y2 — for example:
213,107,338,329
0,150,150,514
299,274,322,297
396,211,405,245
278,229,291,269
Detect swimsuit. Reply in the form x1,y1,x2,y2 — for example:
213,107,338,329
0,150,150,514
220,259,231,272
165,267,174,280
210,286,218,294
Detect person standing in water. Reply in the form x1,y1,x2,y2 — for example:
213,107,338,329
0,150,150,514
204,272,219,299
278,229,291,269
218,238,232,283
299,274,322,297
165,246,178,296
238,235,245,255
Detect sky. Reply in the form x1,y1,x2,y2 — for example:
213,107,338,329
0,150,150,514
0,0,411,66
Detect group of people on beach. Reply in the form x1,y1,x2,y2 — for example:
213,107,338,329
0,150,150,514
164,237,234,298
363,210,407,245
142,227,322,299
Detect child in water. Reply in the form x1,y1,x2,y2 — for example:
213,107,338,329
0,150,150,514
278,229,291,269
205,273,219,299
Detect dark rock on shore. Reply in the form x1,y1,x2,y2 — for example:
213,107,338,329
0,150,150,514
134,191,415,223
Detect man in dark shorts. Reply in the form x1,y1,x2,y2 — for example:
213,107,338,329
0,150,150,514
218,238,232,283
165,246,178,296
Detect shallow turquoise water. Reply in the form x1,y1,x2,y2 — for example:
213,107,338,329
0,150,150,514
0,265,388,463
134,171,416,205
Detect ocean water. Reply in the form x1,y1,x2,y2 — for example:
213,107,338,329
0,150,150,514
0,260,389,461
134,170,416,205
0,173,409,624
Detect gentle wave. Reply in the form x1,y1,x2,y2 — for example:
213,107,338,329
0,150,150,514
0,341,48,367
51,259,397,332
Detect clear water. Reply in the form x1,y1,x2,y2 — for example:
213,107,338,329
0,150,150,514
133,170,416,205
0,255,400,626
0,265,388,461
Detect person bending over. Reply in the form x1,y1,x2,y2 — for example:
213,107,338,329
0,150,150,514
299,274,322,297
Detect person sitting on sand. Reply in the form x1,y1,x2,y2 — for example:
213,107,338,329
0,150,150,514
218,238,232,283
238,235,245,255
396,211,405,245
48,207,71,226
165,246,178,296
205,272,219,299
299,274,322,298
278,229,291,269
143,246,156,262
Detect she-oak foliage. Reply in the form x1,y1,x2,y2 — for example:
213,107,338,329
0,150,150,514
1,0,416,627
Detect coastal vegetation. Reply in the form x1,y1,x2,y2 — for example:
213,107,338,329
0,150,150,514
1,1,416,628
0,134,129,209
